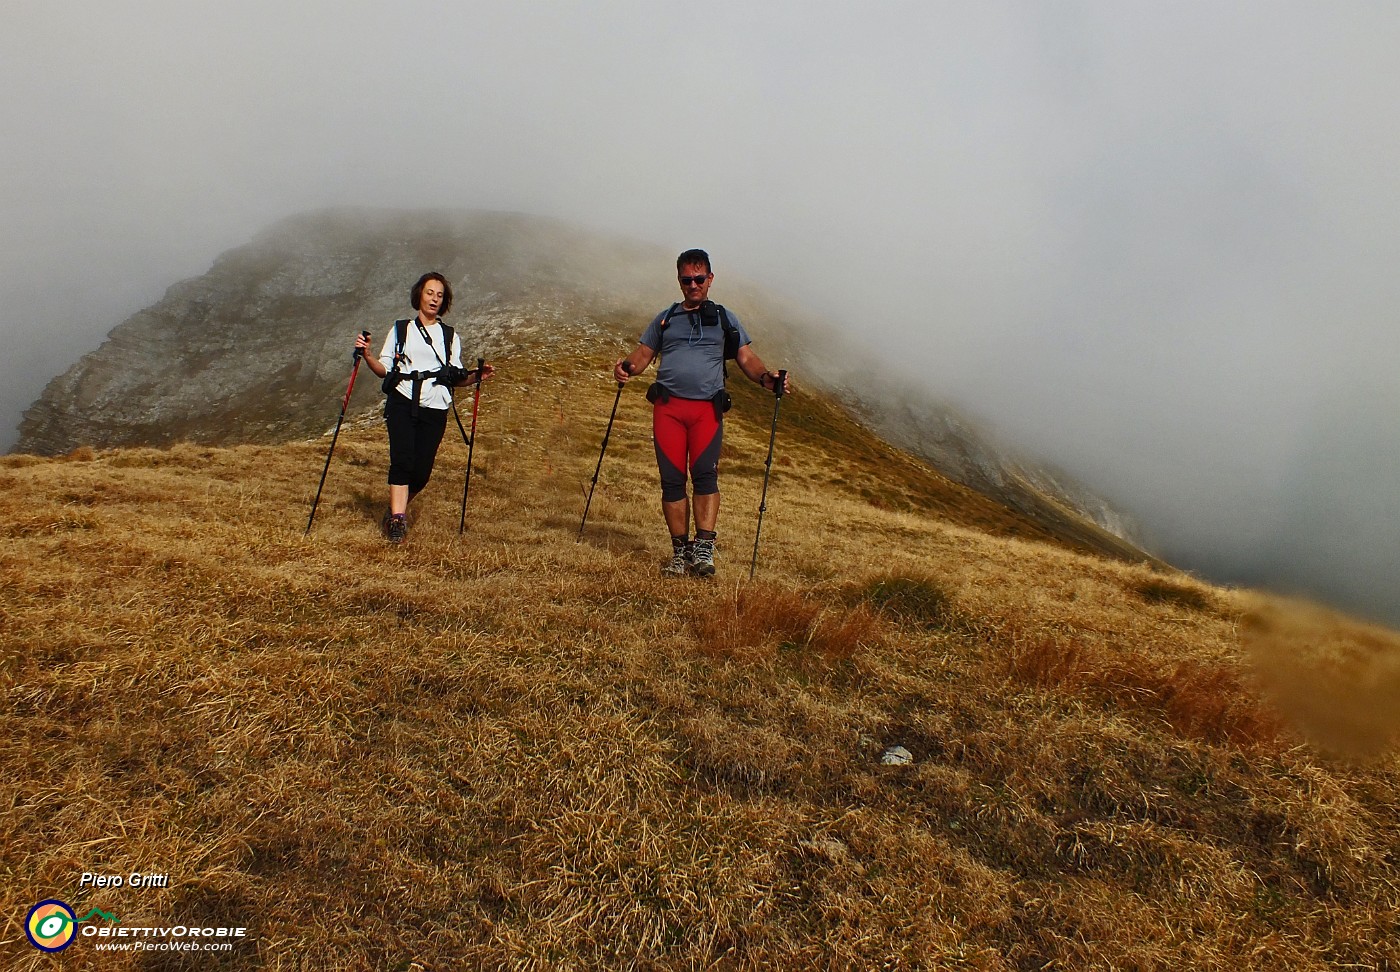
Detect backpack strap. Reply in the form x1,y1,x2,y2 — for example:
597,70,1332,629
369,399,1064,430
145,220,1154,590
439,324,456,402
655,302,683,336
390,319,410,373
709,302,741,360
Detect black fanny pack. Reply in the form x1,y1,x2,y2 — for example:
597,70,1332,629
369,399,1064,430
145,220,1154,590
711,388,732,417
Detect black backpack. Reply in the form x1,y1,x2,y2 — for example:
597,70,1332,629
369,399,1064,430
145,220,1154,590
381,318,456,404
656,300,741,361
388,318,455,374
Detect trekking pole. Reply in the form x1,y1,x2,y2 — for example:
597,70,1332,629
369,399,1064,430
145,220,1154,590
306,331,370,535
578,361,630,537
459,357,486,534
749,370,787,579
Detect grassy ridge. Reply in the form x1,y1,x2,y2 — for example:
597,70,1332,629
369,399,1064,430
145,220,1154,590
2,345,1399,970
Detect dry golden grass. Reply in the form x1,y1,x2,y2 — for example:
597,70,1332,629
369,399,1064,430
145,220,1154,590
2,338,1399,970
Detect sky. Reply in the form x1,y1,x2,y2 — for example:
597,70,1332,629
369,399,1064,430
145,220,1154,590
3,2,1398,624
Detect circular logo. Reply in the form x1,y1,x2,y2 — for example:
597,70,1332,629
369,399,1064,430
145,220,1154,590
26,899,77,952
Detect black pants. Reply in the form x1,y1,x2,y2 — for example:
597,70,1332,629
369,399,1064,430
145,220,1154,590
385,393,449,494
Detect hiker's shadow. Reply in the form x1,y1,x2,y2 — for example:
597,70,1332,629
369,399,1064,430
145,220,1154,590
570,521,648,553
350,490,383,521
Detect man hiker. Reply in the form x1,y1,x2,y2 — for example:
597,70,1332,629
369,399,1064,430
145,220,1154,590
613,249,792,578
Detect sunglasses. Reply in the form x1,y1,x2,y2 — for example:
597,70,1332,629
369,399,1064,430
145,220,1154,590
679,274,709,286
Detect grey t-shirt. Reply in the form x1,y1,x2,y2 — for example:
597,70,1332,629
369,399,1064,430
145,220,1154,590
639,303,753,401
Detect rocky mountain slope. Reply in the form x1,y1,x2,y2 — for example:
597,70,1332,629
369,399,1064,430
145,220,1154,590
16,207,1147,562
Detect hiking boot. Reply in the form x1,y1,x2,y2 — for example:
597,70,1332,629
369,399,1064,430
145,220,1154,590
689,536,716,579
386,513,408,544
661,542,690,578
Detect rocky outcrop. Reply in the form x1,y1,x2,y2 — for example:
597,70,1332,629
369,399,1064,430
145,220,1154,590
841,387,1150,557
16,209,665,454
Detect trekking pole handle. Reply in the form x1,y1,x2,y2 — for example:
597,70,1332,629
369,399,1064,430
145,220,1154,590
773,369,787,399
353,330,370,362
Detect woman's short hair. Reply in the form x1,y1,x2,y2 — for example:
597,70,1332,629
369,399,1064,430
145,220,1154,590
410,272,453,315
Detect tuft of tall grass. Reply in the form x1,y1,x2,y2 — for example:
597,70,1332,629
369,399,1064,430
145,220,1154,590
692,583,884,668
1134,576,1215,613
858,574,958,630
999,625,1282,746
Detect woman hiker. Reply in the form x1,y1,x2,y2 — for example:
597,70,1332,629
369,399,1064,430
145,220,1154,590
355,271,494,543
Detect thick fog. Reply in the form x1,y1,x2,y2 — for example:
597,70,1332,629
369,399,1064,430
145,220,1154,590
3,3,1398,623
